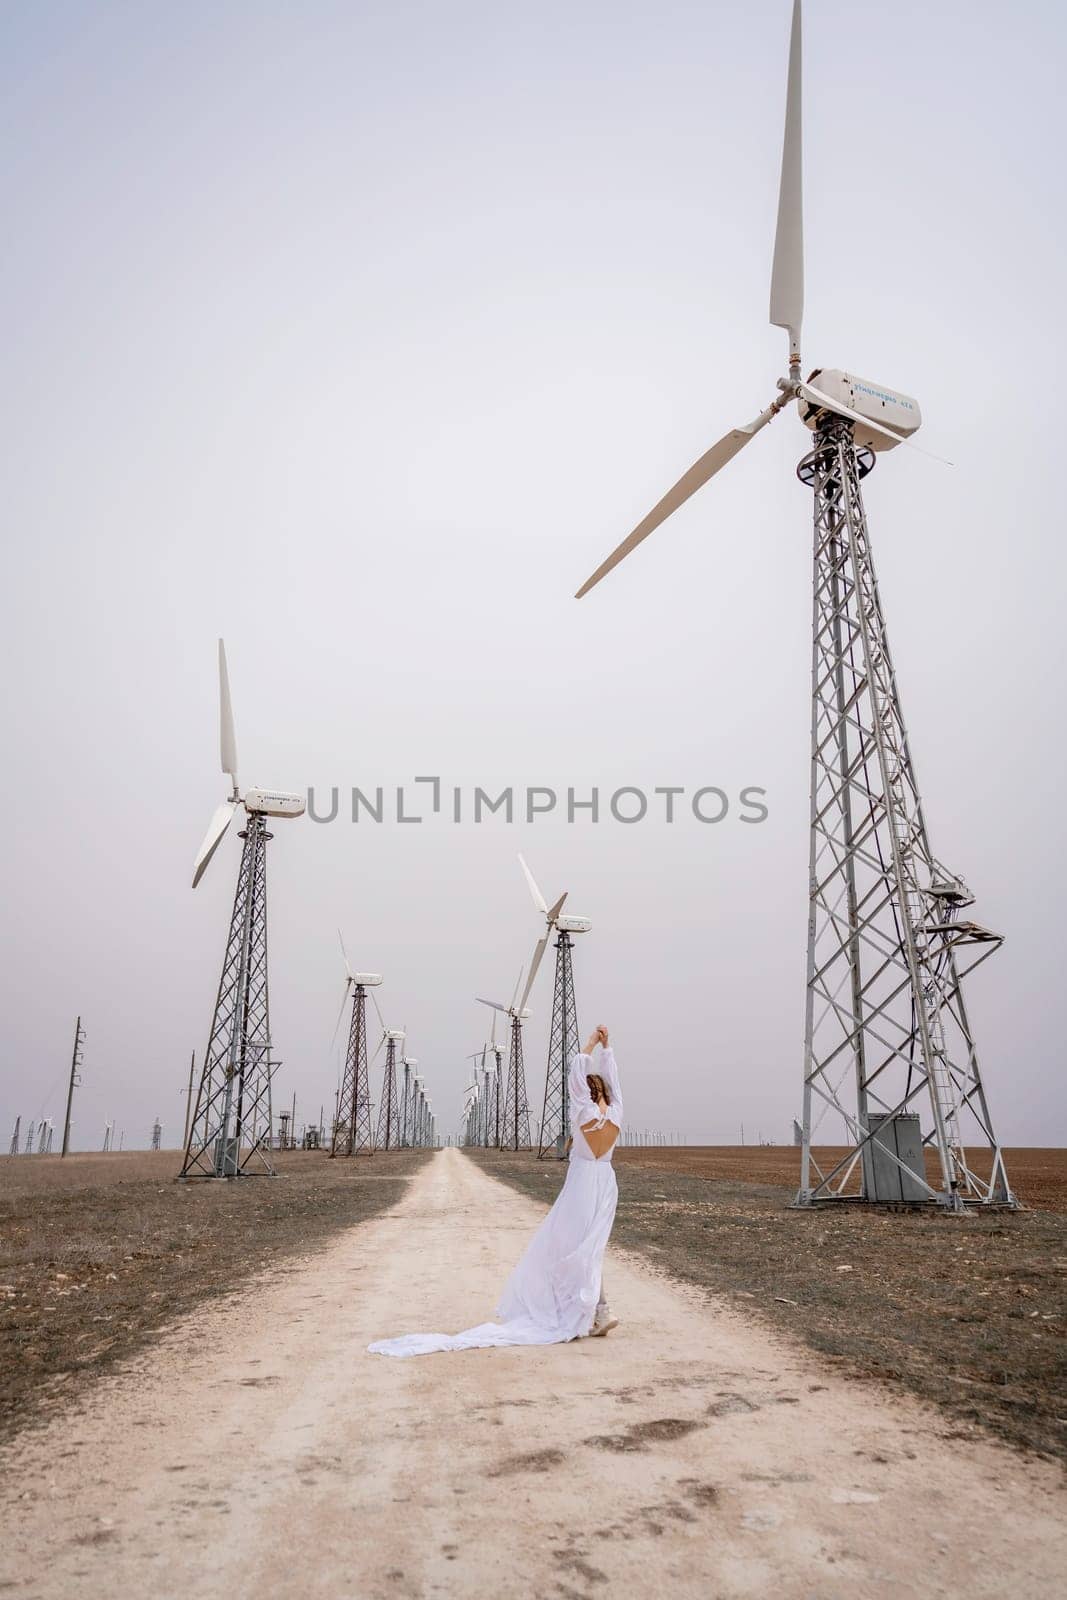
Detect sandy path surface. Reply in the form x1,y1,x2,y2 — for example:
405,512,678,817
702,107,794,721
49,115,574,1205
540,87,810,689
2,1148,1062,1599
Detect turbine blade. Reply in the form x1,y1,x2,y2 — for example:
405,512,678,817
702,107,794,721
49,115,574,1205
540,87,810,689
338,927,353,978
509,965,524,1011
769,0,804,358
370,989,387,1034
517,853,547,915
546,891,568,922
476,996,509,1014
218,639,238,787
518,936,548,1012
575,404,780,598
192,801,237,888
331,977,353,1046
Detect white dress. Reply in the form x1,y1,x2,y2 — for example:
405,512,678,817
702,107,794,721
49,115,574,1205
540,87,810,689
368,1046,624,1358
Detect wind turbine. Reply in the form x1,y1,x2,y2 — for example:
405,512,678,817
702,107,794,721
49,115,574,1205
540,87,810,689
464,1047,488,1145
466,1010,505,1150
180,640,305,1180
399,1047,419,1147
575,0,1014,1211
462,1073,480,1147
330,932,381,1157
414,1078,432,1147
370,994,405,1152
517,855,592,1159
476,961,540,1151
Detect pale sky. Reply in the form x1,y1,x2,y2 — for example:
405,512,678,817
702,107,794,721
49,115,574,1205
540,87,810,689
2,0,1065,1152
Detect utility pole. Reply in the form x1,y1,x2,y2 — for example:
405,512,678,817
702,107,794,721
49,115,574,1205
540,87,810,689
61,1016,85,1158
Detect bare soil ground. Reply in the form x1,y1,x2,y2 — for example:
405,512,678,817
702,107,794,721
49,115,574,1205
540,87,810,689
469,1147,1067,1462
1,1150,1063,1600
0,1147,429,1444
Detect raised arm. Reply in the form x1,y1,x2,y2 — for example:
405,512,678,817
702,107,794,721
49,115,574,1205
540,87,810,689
568,1032,600,1128
568,1026,624,1129
599,1044,623,1125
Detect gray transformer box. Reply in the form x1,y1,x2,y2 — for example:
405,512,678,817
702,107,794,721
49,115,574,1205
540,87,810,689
861,1114,927,1203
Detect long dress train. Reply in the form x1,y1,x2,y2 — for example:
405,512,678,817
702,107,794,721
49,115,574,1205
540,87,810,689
367,1046,624,1358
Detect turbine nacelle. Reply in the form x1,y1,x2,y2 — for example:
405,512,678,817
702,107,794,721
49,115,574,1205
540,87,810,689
350,972,383,987
557,914,592,934
798,371,921,453
243,788,306,818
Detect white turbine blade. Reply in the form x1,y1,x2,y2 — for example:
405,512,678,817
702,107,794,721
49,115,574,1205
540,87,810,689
518,936,548,1012
218,639,238,787
337,927,353,978
476,996,509,1014
575,403,780,599
796,382,950,462
546,891,568,922
509,965,524,1011
517,853,547,915
331,977,353,1045
369,1032,386,1064
192,801,237,888
769,0,804,358
370,989,387,1034
490,1008,497,1048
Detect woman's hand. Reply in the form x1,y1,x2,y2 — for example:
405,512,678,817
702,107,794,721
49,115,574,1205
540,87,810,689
597,1025,609,1048
584,1025,609,1053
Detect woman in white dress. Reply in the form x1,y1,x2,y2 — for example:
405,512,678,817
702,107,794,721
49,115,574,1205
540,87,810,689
368,1026,623,1358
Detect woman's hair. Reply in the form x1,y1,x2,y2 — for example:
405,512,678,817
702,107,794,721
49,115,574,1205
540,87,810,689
587,1072,609,1104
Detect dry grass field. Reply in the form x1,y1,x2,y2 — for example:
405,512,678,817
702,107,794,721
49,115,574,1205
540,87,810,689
0,1148,430,1444
614,1145,1067,1212
470,1146,1067,1463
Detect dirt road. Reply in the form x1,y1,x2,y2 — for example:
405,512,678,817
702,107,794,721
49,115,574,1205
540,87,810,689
1,1149,1062,1599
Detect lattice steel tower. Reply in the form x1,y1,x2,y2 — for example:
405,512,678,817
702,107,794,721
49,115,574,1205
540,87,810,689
330,936,380,1158
376,1033,403,1151
332,989,377,1157
537,931,582,1159
502,1017,532,1151
795,418,1012,1208
181,811,277,1178
574,0,1014,1212
180,640,304,1181
399,1053,420,1145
